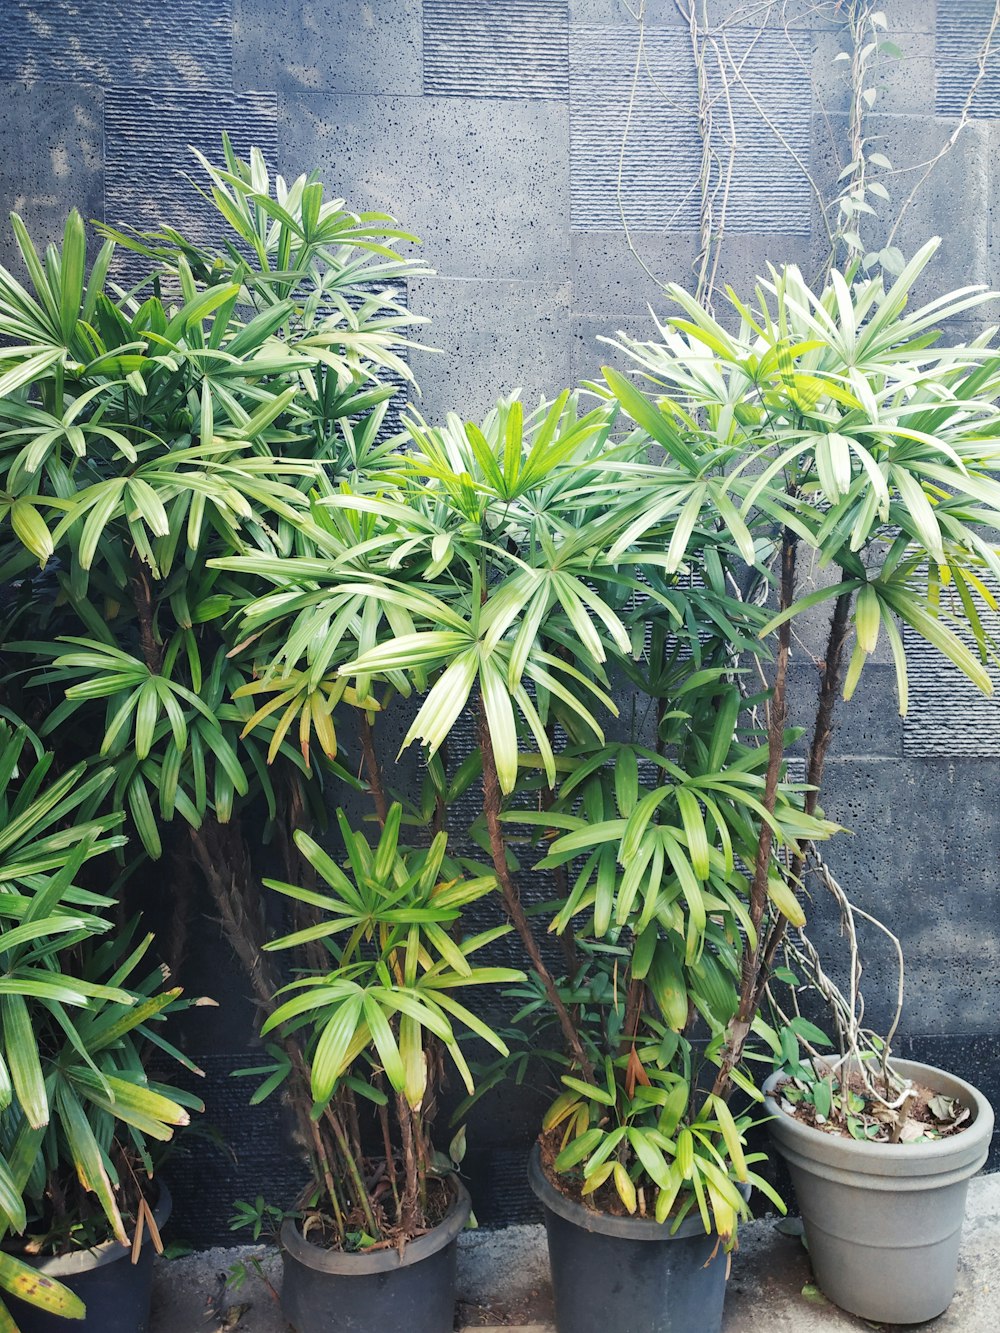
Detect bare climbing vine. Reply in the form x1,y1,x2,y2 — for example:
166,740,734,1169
615,0,1000,304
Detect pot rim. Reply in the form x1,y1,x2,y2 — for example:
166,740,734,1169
280,1173,470,1275
13,1181,172,1279
763,1057,995,1167
528,1142,743,1242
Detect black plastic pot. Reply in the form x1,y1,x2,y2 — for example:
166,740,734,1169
529,1145,733,1333
4,1184,171,1333
280,1176,471,1333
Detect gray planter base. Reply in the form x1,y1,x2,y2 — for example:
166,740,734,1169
763,1058,994,1324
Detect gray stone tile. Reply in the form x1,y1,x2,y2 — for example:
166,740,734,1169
424,0,569,99
405,277,572,422
986,122,1000,300
571,313,658,385
0,82,104,272
811,113,991,302
0,1,231,88
569,0,683,21
937,0,1000,115
571,231,695,316
571,229,815,318
902,619,1000,759
814,28,937,116
704,0,846,29
879,0,936,33
104,89,277,283
806,755,1000,1036
571,0,838,27
785,661,904,760
569,24,813,234
234,0,421,95
279,94,571,281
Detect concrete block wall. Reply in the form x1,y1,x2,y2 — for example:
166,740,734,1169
1,0,999,1239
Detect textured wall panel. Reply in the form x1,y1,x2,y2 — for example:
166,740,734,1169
424,0,569,99
105,89,277,282
406,277,572,420
166,1053,293,1248
234,0,421,95
0,82,103,270
279,93,570,281
0,1,231,87
936,0,1000,115
902,624,1000,757
568,25,812,232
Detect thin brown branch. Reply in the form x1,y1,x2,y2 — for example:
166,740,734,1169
477,696,594,1081
358,710,388,827
712,529,796,1099
752,575,854,1004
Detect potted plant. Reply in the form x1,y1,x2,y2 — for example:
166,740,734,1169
0,723,201,1332
213,390,836,1332
237,802,523,1332
603,238,1000,1323
222,237,1000,1326
0,136,427,1003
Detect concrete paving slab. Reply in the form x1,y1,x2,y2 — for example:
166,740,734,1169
150,1171,1000,1332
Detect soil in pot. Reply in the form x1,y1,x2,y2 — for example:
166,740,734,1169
529,1143,736,1333
764,1058,994,1324
3,1183,172,1333
280,1174,471,1333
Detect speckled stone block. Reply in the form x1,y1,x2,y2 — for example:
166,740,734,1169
814,27,936,116
807,755,1000,1037
786,662,904,761
279,93,570,281
0,82,104,270
104,88,276,281
0,0,231,87
811,113,992,303
571,0,839,24
937,0,1000,115
234,0,421,94
424,0,569,99
568,24,813,233
569,229,813,318
405,276,572,423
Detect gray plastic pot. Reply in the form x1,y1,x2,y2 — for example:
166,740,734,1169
280,1176,470,1333
763,1058,994,1324
528,1144,735,1333
4,1183,171,1333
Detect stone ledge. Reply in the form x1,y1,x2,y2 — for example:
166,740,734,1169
151,1171,1000,1332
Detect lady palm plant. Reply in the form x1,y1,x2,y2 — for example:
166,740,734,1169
241,803,522,1246
218,240,1000,1240
599,237,1000,1100
213,389,830,1241
0,723,196,1329
0,139,438,1260
0,135,427,998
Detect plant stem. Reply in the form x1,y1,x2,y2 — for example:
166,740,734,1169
477,695,594,1081
753,575,855,1004
129,560,164,676
358,711,388,827
711,528,797,1099
395,1092,420,1236
323,1106,381,1240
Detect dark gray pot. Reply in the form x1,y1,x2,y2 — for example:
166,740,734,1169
280,1176,470,1333
763,1058,994,1324
4,1183,171,1333
528,1144,734,1333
